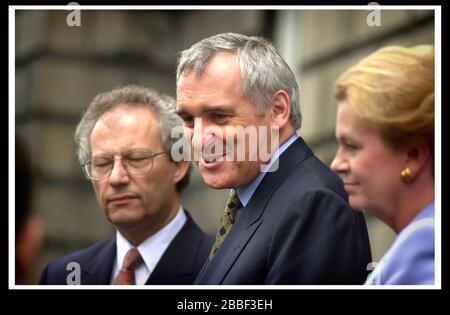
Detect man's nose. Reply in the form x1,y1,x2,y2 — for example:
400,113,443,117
191,118,216,151
108,158,130,185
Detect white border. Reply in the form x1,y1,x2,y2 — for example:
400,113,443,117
9,5,442,10
9,5,442,290
434,5,442,290
9,5,17,290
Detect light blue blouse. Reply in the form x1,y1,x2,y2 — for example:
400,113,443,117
365,200,435,285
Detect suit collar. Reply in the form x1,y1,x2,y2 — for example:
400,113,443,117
237,133,300,207
82,238,116,285
239,136,313,229
80,211,203,285
196,137,313,284
196,218,263,284
113,206,187,283
146,211,204,284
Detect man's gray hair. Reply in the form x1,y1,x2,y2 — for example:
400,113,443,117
176,32,302,130
74,85,191,191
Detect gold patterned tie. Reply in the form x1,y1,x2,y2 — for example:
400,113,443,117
209,189,242,260
112,248,143,285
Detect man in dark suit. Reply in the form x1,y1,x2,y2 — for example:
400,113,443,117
39,86,213,285
176,33,372,284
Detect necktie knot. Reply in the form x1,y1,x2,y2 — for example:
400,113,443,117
225,190,241,223
122,248,143,270
112,248,143,285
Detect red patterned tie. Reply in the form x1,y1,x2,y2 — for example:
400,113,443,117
112,248,143,285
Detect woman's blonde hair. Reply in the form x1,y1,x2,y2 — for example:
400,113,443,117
334,45,434,156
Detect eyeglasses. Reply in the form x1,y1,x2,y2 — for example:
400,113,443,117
82,150,166,181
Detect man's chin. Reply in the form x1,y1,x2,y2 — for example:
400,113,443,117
200,171,235,189
107,209,143,226
204,181,227,189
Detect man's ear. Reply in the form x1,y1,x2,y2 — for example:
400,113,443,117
173,160,191,185
405,137,432,180
270,90,291,129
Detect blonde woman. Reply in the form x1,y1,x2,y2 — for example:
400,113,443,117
331,45,435,285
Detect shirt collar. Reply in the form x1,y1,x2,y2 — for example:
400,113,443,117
412,199,435,223
115,206,187,273
237,133,299,207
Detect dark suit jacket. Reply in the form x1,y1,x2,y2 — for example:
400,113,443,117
39,211,213,285
195,137,372,285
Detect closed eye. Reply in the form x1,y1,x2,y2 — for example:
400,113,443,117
92,157,113,167
126,157,151,168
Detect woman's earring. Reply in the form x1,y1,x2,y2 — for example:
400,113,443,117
401,167,412,183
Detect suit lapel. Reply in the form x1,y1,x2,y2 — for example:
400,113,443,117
82,238,116,285
145,212,201,284
196,215,263,284
76,211,202,285
197,137,313,284
194,258,210,284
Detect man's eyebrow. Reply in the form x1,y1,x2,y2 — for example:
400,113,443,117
176,106,234,116
201,106,234,114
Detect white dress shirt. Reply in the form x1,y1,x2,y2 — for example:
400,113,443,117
110,206,187,285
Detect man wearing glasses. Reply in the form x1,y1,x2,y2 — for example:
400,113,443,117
39,85,213,285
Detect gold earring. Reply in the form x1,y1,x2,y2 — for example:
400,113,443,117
401,167,412,183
